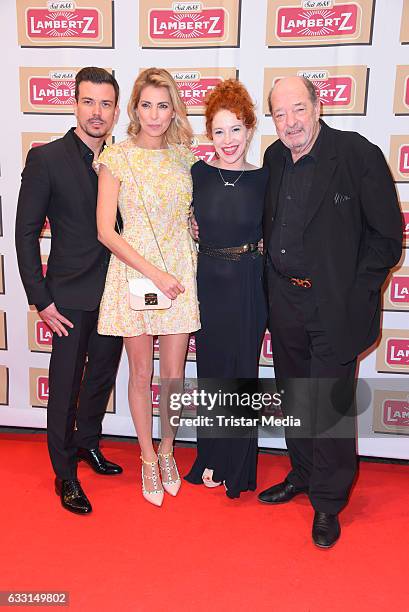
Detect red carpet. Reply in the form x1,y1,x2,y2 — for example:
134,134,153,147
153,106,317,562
1,433,408,612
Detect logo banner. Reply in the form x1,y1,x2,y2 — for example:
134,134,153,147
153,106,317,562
16,0,113,48
393,65,409,115
266,0,375,47
376,330,409,374
263,66,368,115
373,390,409,435
158,67,238,114
383,267,409,311
191,135,216,163
389,136,409,182
139,0,241,48
20,67,111,114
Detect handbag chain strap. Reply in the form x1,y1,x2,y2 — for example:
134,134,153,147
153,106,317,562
119,145,168,274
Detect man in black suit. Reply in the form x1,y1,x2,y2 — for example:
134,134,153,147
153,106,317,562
259,76,402,547
16,67,123,514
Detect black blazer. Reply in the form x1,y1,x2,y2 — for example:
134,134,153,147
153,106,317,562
15,129,109,311
263,120,403,363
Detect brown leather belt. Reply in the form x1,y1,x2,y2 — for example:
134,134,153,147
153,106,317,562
199,242,259,262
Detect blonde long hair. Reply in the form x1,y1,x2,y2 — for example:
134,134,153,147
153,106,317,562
127,68,192,146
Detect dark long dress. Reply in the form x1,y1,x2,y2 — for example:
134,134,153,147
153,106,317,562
184,160,268,498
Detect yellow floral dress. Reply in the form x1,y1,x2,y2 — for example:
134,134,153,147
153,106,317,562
97,139,200,337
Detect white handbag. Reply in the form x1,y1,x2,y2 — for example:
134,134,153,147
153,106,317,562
127,277,171,311
120,147,172,311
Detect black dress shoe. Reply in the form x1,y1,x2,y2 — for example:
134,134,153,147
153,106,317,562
55,478,92,515
312,512,340,548
258,480,308,504
77,447,123,475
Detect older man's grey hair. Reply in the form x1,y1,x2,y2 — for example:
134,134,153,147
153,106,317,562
267,77,319,115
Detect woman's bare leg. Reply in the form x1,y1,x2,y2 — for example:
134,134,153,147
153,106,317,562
124,335,156,462
158,333,189,454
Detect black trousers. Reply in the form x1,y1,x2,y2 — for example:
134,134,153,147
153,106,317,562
47,307,123,480
266,265,357,514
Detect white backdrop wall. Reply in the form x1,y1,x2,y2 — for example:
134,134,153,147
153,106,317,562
0,0,408,459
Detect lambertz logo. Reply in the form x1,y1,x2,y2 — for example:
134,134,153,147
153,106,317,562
386,339,409,367
259,331,273,367
376,330,409,374
264,66,367,115
373,390,409,435
277,5,359,38
170,68,237,114
29,72,75,107
17,1,113,47
399,145,409,176
36,321,53,347
20,66,112,114
28,311,52,352
191,136,216,164
37,375,49,402
140,0,240,48
266,0,375,47
152,378,161,415
389,136,409,182
384,268,409,311
20,67,78,113
383,399,409,428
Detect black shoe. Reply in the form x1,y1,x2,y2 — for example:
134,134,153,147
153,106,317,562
77,447,123,475
312,512,340,548
55,478,92,515
258,480,308,504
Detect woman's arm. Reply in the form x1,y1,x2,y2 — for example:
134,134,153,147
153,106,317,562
97,164,184,300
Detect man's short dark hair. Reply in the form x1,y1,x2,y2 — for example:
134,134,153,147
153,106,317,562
75,67,119,106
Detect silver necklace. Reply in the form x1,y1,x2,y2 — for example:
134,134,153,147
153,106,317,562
218,167,245,187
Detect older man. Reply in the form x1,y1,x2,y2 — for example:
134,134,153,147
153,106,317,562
259,77,402,547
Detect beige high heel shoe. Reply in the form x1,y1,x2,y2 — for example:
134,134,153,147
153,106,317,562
158,447,181,497
202,468,222,488
140,456,164,507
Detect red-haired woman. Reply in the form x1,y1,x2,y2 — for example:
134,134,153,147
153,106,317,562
185,80,268,498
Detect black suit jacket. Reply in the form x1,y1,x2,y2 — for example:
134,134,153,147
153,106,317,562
15,129,110,311
263,120,402,363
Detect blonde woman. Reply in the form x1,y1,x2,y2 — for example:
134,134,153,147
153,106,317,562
96,68,200,507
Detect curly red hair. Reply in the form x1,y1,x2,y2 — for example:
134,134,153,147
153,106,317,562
205,79,256,139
